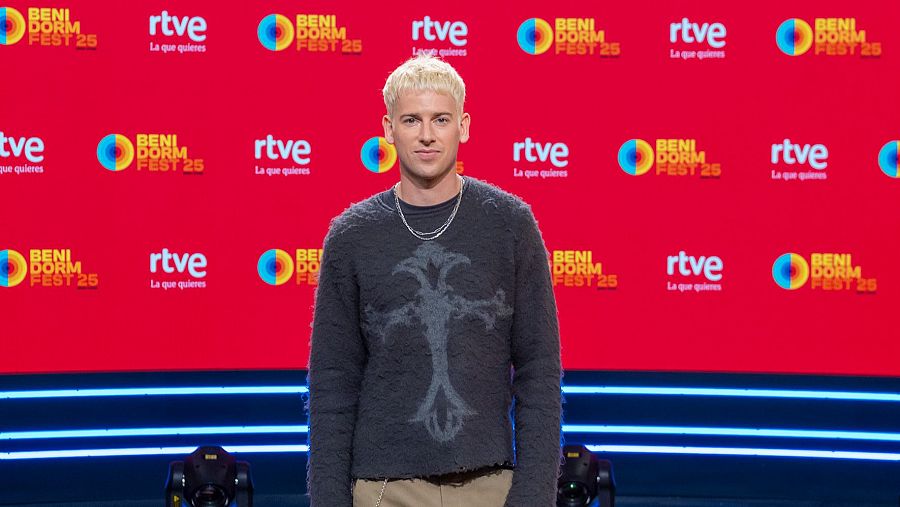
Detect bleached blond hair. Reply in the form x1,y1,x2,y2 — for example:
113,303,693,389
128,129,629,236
382,55,466,118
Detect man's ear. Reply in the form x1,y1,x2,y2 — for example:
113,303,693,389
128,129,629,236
459,112,471,144
382,114,394,143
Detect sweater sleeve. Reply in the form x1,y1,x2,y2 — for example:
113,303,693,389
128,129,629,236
307,218,367,507
503,203,563,507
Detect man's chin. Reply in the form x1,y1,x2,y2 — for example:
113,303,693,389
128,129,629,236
401,165,457,184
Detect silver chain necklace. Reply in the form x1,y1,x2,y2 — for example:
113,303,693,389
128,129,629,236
374,478,387,507
393,176,465,241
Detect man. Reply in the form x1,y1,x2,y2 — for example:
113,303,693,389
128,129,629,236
307,55,561,507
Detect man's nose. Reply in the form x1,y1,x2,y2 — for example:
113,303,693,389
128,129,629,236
418,121,436,144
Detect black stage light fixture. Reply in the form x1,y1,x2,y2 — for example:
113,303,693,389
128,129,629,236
166,446,253,507
557,444,615,507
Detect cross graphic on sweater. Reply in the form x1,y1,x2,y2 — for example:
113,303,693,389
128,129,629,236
364,242,513,443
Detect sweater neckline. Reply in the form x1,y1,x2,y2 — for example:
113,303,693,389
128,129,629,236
377,178,471,216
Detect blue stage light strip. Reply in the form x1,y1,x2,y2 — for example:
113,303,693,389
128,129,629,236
6,425,900,443
3,444,899,461
1,425,309,440
563,425,900,441
562,386,900,402
0,445,309,460
585,445,900,461
3,385,900,401
0,386,308,400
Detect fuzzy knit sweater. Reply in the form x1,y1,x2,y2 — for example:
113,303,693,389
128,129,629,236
307,176,562,506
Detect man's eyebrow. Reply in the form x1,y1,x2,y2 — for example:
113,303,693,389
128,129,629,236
399,111,454,118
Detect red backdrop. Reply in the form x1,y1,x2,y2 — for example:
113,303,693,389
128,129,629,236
1,0,898,375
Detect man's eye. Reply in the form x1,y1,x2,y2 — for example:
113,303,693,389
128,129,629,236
403,118,418,125
435,117,450,125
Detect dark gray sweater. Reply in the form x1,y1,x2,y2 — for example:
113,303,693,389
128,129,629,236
307,176,562,506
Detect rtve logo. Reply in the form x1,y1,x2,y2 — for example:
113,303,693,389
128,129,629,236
254,135,311,165
666,251,723,281
771,139,828,170
669,18,726,48
149,10,207,42
412,16,468,46
513,138,569,168
0,131,44,163
150,248,207,278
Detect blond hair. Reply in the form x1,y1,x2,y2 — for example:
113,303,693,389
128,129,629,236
382,55,466,117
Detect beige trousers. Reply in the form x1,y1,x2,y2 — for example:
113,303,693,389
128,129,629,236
352,467,513,507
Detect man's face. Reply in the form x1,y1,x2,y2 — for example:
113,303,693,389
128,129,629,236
383,89,470,183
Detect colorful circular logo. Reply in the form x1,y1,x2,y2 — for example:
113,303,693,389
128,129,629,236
258,249,294,286
0,7,26,45
258,14,294,51
776,19,813,56
878,140,899,178
1,249,27,288
618,139,654,176
772,253,810,290
360,137,397,173
517,18,553,55
97,134,135,172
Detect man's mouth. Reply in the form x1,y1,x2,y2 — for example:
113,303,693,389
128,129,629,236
414,149,440,160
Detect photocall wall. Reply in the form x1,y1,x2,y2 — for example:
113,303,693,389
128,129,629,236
1,1,898,375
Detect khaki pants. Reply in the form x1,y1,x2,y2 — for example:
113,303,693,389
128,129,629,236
352,467,513,507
